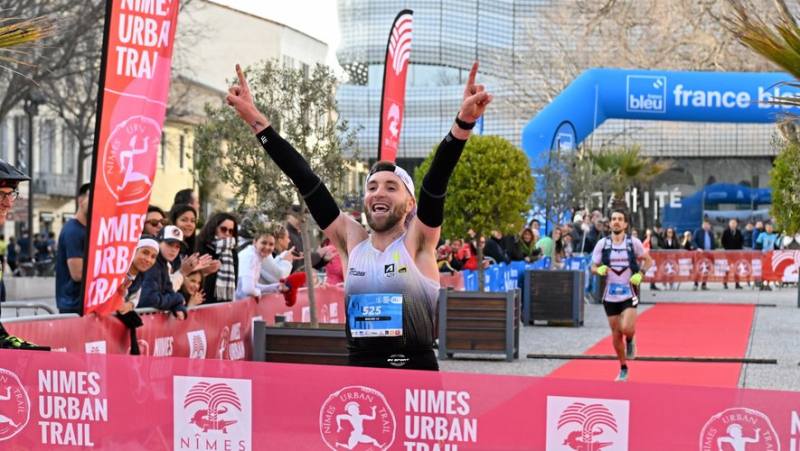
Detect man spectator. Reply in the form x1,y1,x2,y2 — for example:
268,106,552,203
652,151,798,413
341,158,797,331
742,222,755,250
721,218,744,289
692,220,715,291
752,221,764,250
502,229,526,262
286,205,335,273
648,223,664,291
55,183,90,314
585,218,605,254
484,231,509,264
756,223,779,291
17,231,30,261
172,188,200,213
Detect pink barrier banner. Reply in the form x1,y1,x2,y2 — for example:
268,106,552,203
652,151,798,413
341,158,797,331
644,250,799,283
1,349,799,449
5,286,346,360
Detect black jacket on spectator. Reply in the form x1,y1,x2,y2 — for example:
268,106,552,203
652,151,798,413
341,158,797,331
199,240,239,304
721,228,744,250
286,221,325,273
502,234,526,262
484,237,509,264
139,254,188,317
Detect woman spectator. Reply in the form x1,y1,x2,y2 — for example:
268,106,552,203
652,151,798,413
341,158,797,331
462,240,490,270
179,270,205,306
197,212,239,304
117,235,160,314
662,227,680,249
536,228,563,268
236,228,288,300
682,231,695,250
260,225,300,284
143,205,168,237
169,204,219,279
643,229,653,253
519,228,537,262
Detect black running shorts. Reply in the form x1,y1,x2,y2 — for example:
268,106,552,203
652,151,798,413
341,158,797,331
602,298,638,317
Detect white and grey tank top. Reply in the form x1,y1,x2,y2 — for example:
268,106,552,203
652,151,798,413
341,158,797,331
344,234,440,351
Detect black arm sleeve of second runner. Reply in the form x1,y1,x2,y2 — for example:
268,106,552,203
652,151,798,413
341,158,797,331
417,131,467,228
255,127,340,229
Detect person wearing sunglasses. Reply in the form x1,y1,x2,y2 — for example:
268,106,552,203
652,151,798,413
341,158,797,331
196,212,238,304
226,61,492,370
0,158,46,349
143,205,169,237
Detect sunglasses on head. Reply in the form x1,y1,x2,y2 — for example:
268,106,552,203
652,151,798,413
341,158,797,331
145,218,169,227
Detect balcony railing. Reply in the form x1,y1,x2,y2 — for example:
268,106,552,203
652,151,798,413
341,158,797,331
33,172,77,197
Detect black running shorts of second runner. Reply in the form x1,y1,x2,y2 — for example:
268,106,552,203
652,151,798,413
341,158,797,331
602,298,638,317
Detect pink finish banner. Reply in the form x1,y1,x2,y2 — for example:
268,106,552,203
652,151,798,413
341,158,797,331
83,0,181,315
5,286,345,360
1,349,799,449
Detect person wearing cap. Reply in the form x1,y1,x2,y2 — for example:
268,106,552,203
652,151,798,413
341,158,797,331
226,60,492,370
117,235,160,313
138,225,191,320
0,158,44,348
55,182,91,314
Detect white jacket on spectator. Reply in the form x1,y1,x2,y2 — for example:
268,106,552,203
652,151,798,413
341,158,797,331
237,245,282,300
259,251,292,284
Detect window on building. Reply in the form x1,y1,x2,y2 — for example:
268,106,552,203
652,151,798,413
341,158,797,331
160,131,167,168
0,118,7,161
301,62,310,79
39,119,56,173
62,125,77,175
179,134,185,169
282,55,294,69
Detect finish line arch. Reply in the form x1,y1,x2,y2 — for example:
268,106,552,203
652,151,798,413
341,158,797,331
521,68,800,159
520,68,800,229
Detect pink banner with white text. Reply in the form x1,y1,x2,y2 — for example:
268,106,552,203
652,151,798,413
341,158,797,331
1,349,799,449
5,286,345,360
644,250,800,283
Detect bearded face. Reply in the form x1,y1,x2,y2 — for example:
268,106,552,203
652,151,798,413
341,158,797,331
363,171,413,233
365,197,407,232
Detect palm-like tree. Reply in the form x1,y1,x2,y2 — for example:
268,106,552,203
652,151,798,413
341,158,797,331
727,2,800,108
588,145,671,211
0,15,55,76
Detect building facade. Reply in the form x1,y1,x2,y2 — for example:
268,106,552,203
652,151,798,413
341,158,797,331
335,0,782,231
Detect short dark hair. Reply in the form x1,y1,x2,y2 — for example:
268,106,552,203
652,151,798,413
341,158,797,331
78,183,91,198
147,204,166,217
173,188,195,206
610,208,629,223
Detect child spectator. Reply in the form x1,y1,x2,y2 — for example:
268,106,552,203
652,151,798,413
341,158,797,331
180,271,205,306
236,228,288,300
139,226,190,320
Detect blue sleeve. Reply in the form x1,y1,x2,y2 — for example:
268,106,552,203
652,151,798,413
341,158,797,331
65,226,85,259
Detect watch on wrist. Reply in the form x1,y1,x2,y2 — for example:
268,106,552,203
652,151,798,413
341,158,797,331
454,112,476,130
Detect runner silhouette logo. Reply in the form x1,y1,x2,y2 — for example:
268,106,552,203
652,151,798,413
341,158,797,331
699,408,779,451
319,386,396,451
0,368,30,441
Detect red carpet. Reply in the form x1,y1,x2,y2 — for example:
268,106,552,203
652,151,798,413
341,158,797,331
548,303,755,387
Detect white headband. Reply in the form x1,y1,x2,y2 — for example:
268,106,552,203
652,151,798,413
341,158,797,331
365,165,416,200
136,238,159,253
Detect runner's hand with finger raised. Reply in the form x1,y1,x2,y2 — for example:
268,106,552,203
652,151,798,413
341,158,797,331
452,61,493,139
226,64,270,134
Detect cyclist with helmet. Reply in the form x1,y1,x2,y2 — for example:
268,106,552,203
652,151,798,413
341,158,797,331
0,158,46,349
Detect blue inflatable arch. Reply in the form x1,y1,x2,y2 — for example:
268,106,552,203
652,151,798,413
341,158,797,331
520,69,800,229
521,68,800,160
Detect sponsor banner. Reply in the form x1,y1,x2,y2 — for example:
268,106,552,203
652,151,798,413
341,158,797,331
377,9,413,162
3,350,800,449
645,250,797,283
5,287,346,360
83,0,181,315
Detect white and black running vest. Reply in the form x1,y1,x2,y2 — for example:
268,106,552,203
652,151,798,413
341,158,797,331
344,234,440,351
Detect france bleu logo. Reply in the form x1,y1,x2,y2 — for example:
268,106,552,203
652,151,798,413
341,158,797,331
626,75,667,113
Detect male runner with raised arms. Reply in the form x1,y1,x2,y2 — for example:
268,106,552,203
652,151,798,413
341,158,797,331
590,209,653,382
226,61,492,370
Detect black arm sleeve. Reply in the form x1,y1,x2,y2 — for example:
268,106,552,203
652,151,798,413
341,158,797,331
255,127,340,229
417,131,467,227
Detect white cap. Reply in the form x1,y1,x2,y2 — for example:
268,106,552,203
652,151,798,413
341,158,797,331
365,163,415,200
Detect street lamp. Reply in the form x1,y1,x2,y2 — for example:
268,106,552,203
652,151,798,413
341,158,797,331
23,88,46,258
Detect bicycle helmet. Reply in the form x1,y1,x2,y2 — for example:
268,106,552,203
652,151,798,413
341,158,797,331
0,159,30,189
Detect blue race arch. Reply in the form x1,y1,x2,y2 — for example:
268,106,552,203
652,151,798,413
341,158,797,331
522,68,800,159
521,68,800,230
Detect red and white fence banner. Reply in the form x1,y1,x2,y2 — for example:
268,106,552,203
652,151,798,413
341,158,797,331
645,250,799,283
377,9,413,162
1,349,800,449
83,0,181,315
6,286,345,360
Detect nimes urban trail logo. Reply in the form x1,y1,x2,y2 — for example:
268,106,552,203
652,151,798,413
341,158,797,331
174,376,252,451
320,386,396,450
699,408,780,451
546,396,630,450
0,368,30,442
